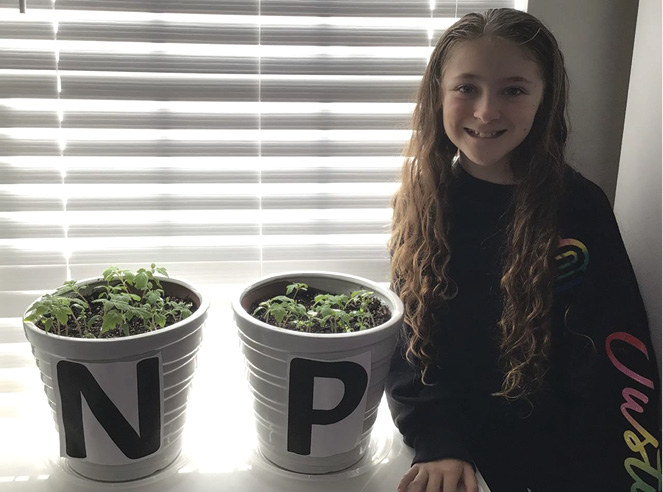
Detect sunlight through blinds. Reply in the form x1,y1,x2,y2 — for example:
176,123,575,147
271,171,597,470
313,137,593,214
0,0,518,317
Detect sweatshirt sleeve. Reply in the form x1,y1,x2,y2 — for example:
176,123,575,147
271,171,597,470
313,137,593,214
556,177,661,491
385,326,474,467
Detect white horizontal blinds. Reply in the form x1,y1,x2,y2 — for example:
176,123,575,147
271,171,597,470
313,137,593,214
1,0,262,318
1,1,64,317
0,0,516,318
56,0,262,295
258,2,427,284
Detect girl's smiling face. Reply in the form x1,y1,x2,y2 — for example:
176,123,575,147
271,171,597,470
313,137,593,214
441,36,545,184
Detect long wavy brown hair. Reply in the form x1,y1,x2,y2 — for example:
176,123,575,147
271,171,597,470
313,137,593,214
389,8,570,400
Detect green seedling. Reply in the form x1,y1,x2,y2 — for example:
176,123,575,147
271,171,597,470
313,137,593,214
253,295,307,327
252,282,387,334
24,264,194,338
285,282,307,300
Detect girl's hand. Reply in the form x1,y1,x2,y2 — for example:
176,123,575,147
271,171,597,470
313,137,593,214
396,459,478,492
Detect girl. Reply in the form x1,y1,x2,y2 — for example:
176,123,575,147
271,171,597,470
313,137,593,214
387,8,660,492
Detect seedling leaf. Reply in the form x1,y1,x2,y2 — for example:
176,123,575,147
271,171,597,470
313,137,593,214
101,310,124,334
134,272,149,290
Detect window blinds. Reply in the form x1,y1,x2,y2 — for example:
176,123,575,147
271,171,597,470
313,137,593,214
0,0,519,318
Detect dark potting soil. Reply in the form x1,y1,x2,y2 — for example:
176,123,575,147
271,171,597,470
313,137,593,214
249,286,392,334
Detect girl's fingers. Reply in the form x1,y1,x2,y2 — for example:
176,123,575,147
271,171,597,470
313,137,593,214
462,464,479,492
441,467,462,492
409,468,431,492
397,465,423,492
397,461,473,492
424,472,442,492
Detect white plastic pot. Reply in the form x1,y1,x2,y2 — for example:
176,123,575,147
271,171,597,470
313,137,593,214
23,276,209,482
232,271,404,474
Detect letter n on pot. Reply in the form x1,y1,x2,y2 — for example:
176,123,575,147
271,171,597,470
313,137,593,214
54,355,164,465
287,352,371,457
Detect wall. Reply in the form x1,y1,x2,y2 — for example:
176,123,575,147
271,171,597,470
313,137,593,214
527,0,638,202
613,0,662,369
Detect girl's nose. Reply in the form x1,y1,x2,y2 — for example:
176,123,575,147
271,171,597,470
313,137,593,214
473,95,500,123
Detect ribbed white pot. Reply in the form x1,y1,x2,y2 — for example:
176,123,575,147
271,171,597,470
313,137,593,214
23,277,209,482
232,271,404,474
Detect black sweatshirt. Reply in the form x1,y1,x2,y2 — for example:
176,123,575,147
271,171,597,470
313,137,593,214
386,166,661,492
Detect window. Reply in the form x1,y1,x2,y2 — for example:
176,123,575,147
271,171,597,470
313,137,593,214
0,0,521,317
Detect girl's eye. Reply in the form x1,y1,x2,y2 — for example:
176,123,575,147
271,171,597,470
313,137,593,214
456,85,476,94
504,87,525,96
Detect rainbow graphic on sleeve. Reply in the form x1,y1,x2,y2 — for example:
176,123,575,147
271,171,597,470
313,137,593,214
554,238,589,292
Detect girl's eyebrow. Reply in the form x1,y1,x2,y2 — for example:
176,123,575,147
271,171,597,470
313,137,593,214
451,73,535,84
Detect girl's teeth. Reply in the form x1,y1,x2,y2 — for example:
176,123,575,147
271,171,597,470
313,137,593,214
468,129,503,138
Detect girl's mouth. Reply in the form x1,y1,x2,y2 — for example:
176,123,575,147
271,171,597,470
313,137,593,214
465,128,506,139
